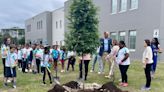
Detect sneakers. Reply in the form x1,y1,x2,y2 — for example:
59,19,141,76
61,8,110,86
98,72,101,75
90,70,93,73
119,82,128,87
141,86,151,91
105,75,111,79
122,83,128,87
98,72,104,75
13,85,16,89
61,70,65,73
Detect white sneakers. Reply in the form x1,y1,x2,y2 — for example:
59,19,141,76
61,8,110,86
13,85,16,89
61,70,65,73
90,70,93,73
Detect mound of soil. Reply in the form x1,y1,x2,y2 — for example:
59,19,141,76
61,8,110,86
77,89,95,92
48,84,67,92
98,82,128,92
63,81,80,89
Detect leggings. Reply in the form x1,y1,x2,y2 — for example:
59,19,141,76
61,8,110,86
79,60,90,80
119,65,129,83
36,59,41,73
2,58,6,76
145,64,152,87
42,67,52,83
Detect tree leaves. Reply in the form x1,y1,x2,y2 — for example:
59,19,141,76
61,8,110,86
65,0,100,55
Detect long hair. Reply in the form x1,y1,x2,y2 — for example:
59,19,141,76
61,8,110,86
3,37,10,46
154,38,159,49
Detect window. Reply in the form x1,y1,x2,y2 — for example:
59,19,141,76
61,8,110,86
130,0,138,10
56,21,58,29
40,21,43,29
60,20,62,28
119,31,126,41
111,0,118,14
37,22,39,29
129,30,136,50
37,20,43,30
110,32,117,40
27,25,31,32
120,0,127,12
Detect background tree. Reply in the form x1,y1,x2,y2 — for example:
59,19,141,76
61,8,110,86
65,0,100,56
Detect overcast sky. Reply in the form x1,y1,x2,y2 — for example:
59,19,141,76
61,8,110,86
0,0,67,29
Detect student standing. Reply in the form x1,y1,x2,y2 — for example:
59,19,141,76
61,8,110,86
42,47,52,85
35,45,42,73
17,46,23,70
79,54,91,81
4,44,17,88
60,47,67,72
52,45,60,72
141,39,153,91
1,37,11,77
90,47,100,73
22,45,27,73
116,41,130,87
105,40,119,78
67,51,76,71
151,38,162,77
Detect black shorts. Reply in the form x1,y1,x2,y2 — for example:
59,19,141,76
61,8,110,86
53,58,58,62
5,67,16,77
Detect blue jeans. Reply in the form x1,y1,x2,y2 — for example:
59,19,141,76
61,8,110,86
97,55,104,73
91,54,98,71
152,54,158,73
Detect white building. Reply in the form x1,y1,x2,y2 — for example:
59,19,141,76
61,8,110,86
25,8,65,46
25,11,52,45
52,7,65,46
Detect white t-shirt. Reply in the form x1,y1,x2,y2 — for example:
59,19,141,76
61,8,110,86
67,51,75,58
142,46,153,64
26,48,32,57
116,47,130,65
22,48,27,59
18,50,22,60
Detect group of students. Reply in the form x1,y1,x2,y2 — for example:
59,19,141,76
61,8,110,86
1,35,162,91
1,37,77,88
89,33,161,91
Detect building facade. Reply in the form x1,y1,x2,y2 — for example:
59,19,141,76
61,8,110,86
1,27,25,40
52,7,65,46
65,0,164,60
25,11,52,45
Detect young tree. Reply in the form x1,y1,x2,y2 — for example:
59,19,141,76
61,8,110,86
65,0,100,56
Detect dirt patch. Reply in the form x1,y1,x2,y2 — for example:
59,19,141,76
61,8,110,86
48,84,67,92
98,82,128,92
63,81,80,89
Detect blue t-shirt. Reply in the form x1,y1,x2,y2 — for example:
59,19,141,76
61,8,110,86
52,49,59,59
5,52,17,67
42,54,51,67
151,44,158,57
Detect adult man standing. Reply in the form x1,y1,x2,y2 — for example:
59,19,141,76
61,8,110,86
98,32,112,74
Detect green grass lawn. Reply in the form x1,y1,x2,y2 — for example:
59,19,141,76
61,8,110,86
0,60,164,92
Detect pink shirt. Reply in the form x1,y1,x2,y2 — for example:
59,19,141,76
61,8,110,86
79,54,91,60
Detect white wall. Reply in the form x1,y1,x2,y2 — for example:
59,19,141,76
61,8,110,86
25,11,52,44
52,7,65,45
